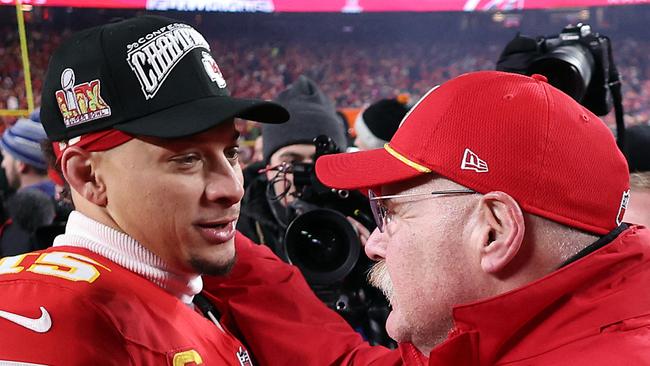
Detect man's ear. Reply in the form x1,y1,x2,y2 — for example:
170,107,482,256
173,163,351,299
473,191,525,274
61,147,107,206
16,160,28,174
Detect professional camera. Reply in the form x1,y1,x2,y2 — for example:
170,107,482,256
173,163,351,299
284,135,374,284
270,135,394,347
496,23,617,116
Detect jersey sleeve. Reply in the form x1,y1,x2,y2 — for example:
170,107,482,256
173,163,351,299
202,232,402,366
0,279,133,365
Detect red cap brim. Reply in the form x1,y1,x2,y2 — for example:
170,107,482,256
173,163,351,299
315,147,427,190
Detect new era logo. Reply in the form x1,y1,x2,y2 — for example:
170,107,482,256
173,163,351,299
616,190,630,226
237,347,253,366
461,148,488,173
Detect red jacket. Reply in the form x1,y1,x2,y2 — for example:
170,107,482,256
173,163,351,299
207,227,650,365
204,232,401,365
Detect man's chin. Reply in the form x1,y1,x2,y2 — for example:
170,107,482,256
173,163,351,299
385,309,403,343
386,306,420,346
189,252,237,276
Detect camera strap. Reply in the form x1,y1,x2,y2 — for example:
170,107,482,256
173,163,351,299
193,292,225,333
604,36,625,152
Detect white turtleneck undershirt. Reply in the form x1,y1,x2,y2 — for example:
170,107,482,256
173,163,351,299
53,211,203,305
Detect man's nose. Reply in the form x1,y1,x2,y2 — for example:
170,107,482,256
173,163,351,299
205,165,245,206
364,228,387,261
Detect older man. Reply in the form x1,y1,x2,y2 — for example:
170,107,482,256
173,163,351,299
0,15,399,365
315,71,650,365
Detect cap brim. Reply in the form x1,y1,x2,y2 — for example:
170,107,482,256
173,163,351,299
315,147,427,190
113,96,289,138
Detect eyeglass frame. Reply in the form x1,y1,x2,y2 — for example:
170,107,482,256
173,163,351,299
368,188,476,233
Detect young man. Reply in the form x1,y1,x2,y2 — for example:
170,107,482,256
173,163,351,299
314,71,650,365
0,16,398,365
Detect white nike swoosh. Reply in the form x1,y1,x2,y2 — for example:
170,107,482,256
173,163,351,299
0,361,48,366
0,307,52,333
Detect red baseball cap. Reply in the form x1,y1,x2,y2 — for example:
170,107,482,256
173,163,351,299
315,71,630,235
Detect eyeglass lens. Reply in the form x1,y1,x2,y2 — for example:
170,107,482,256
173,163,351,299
368,190,385,233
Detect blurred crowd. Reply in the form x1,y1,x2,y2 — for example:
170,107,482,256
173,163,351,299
2,26,649,132
215,39,498,108
0,25,67,118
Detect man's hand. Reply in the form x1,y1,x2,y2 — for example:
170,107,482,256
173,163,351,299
347,216,371,247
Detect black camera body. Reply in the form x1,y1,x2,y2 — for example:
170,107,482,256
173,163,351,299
497,23,614,116
279,135,394,347
284,135,375,286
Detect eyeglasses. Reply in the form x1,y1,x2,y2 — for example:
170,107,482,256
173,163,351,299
368,188,476,233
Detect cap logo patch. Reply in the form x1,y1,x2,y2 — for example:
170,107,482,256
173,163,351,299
201,51,227,88
616,190,630,226
461,148,489,173
126,23,211,100
55,68,112,128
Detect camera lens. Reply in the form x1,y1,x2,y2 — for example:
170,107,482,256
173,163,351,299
284,209,361,285
292,226,349,272
530,44,594,101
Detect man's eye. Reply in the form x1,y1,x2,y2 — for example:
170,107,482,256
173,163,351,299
281,158,300,165
172,154,201,166
225,147,240,161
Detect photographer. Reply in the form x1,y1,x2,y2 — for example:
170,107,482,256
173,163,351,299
237,75,395,347
237,75,366,253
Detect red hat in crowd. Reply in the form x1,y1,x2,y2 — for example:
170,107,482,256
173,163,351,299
315,71,630,235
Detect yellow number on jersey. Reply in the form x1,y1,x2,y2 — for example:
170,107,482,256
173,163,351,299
27,252,108,283
0,253,34,274
0,252,109,283
172,350,203,366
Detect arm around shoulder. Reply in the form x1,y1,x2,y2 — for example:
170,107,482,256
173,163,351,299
203,232,402,365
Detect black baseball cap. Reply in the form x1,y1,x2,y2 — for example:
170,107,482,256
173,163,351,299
40,15,289,142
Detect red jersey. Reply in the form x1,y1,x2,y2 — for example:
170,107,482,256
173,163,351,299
0,246,253,365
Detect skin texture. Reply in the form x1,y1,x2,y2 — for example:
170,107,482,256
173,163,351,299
62,121,245,276
625,173,650,227
624,188,650,227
